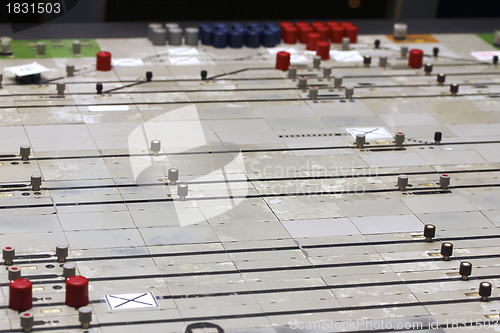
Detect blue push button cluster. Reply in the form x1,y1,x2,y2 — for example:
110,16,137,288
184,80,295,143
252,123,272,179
198,22,281,49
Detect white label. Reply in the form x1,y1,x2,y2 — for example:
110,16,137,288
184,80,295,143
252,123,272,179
88,105,130,112
168,47,199,56
105,292,158,310
168,56,201,65
330,50,363,62
112,58,144,66
5,62,50,77
267,47,299,55
471,51,500,61
290,55,308,64
347,127,392,140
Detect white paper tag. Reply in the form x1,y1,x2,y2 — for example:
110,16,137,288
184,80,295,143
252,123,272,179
471,51,500,61
290,54,308,63
5,62,50,77
168,57,201,65
267,47,299,55
167,47,200,56
347,127,392,140
330,50,363,62
112,58,144,66
88,105,130,112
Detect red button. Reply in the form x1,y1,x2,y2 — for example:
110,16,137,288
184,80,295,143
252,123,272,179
316,41,331,60
408,49,424,68
326,21,339,28
9,279,32,311
279,22,294,40
311,21,325,30
331,26,345,43
345,25,358,43
295,21,309,29
316,26,330,41
275,51,291,71
340,21,354,27
96,51,112,71
283,26,298,44
299,26,314,44
66,276,89,308
306,33,320,51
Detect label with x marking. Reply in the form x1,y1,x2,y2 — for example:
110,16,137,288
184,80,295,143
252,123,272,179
105,292,158,310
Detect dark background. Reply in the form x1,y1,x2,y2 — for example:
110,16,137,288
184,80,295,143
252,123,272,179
1,0,500,24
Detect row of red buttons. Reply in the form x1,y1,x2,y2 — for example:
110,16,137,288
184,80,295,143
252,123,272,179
279,21,358,45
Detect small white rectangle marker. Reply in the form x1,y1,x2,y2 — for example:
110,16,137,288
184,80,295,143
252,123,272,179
471,51,500,61
347,127,392,140
168,47,200,56
88,105,130,112
168,57,201,65
330,50,363,62
105,292,158,310
5,62,50,76
111,58,144,66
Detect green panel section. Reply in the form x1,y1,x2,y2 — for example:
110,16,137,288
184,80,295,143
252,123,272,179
2,39,100,59
477,33,500,49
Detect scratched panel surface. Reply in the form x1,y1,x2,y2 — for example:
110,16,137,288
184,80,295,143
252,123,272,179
0,29,499,333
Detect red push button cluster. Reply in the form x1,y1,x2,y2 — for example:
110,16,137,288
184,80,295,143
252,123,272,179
279,21,359,45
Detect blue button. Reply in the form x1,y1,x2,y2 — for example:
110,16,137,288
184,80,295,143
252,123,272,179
214,23,229,31
246,29,261,48
213,29,228,48
229,29,245,48
198,23,211,40
201,27,213,45
247,23,262,31
261,29,276,48
232,23,246,30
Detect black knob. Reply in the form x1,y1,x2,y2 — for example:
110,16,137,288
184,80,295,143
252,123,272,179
423,224,436,241
201,70,208,80
494,55,499,65
459,262,472,279
146,71,153,82
433,47,439,57
437,73,446,84
434,131,442,143
96,82,103,94
374,39,380,49
479,282,492,300
363,55,371,66
440,242,453,259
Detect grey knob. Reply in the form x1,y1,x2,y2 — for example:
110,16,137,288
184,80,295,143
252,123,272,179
397,174,408,191
184,27,199,46
313,55,321,69
400,46,408,57
439,174,450,189
459,262,472,280
66,65,75,77
151,28,167,46
297,76,307,90
424,62,433,75
37,42,45,56
31,174,42,191
168,28,183,46
3,246,14,265
441,242,453,261
341,37,350,51
165,22,180,31
8,266,21,280
20,312,34,332
150,140,161,155
450,83,459,95
177,184,188,200
56,244,68,263
423,224,436,242
288,66,297,79
355,133,365,149
56,82,65,96
0,36,12,55
309,87,318,100
479,282,492,301
168,168,179,185
79,306,92,328
363,55,371,67
437,73,446,85
148,23,163,41
0,73,2,84
345,86,354,99
63,263,76,278
395,132,405,147
20,145,30,161
72,40,81,55
379,56,388,68
323,66,331,79
394,23,407,40
333,76,343,88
